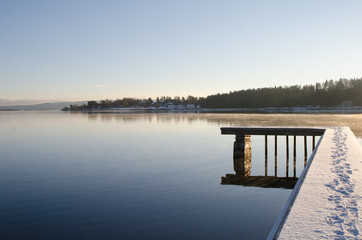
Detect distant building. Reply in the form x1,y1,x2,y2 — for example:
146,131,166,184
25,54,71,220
341,101,353,108
177,105,186,110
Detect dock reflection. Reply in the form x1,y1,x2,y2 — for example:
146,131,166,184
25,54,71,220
221,174,298,189
221,136,298,189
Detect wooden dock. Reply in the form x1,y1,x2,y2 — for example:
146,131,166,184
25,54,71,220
220,126,362,239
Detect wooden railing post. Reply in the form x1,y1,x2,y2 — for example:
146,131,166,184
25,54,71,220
304,135,307,166
275,135,278,177
293,135,297,177
265,135,268,176
286,135,289,177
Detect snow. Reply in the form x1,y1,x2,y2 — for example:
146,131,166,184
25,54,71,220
268,127,362,239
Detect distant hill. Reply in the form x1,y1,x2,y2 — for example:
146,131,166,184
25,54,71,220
0,101,87,111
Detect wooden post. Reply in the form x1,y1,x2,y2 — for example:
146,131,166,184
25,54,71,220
265,135,268,156
233,154,252,177
233,135,252,176
275,135,277,157
286,135,289,177
265,155,268,176
304,135,307,166
234,135,251,159
265,135,268,176
293,135,296,158
275,135,277,177
293,135,296,178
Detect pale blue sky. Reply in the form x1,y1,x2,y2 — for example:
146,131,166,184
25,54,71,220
1,0,362,104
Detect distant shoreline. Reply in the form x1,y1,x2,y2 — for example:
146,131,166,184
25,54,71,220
201,107,362,114
0,109,19,111
60,106,362,114
2,106,362,114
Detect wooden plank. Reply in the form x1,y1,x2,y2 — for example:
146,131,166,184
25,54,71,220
221,127,325,136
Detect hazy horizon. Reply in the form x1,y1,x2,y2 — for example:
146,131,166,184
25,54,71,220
0,99,87,107
0,77,360,107
1,1,362,102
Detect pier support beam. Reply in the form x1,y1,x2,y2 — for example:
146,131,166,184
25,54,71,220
233,154,252,177
233,135,252,176
233,135,251,159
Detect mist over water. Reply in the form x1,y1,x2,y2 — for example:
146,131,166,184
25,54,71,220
0,111,360,239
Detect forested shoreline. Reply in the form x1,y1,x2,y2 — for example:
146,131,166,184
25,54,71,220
64,78,362,111
200,78,362,108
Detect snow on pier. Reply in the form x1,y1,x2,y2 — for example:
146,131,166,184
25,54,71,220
268,127,362,239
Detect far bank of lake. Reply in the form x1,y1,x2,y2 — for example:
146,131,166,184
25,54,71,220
62,105,362,114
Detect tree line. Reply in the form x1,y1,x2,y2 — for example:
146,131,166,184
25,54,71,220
65,95,200,111
64,78,362,110
199,78,362,108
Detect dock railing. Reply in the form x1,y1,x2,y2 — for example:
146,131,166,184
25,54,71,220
221,127,325,173
220,127,325,156
221,126,327,239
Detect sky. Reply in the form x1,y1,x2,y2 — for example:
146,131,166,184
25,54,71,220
1,0,362,105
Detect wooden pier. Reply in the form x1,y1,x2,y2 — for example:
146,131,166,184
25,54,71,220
220,126,362,239
220,127,324,189
220,127,324,158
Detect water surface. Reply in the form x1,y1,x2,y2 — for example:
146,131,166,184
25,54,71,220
0,111,361,239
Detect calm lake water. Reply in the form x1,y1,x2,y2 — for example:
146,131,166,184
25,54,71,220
1,111,361,239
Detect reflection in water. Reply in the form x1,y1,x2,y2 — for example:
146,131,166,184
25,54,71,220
73,112,362,138
222,137,299,189
221,174,298,189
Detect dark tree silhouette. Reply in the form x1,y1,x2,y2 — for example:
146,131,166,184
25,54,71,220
64,78,362,110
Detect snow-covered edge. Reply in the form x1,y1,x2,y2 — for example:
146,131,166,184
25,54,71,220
267,129,326,239
268,127,362,239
